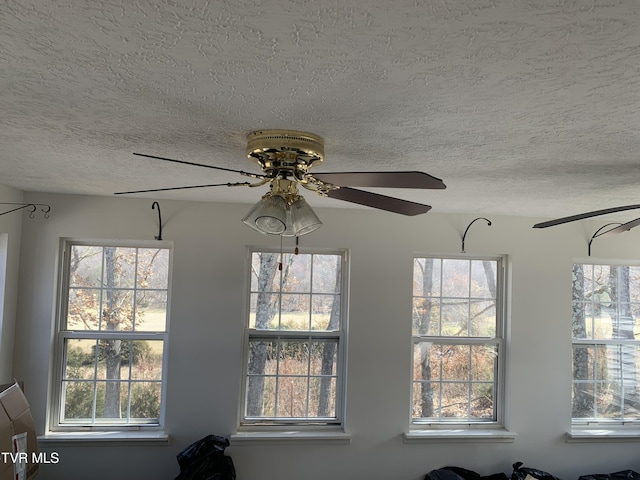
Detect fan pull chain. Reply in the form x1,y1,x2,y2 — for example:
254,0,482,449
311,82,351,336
279,235,283,271
295,236,299,255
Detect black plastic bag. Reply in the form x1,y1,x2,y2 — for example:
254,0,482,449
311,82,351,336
174,435,236,480
512,462,562,480
425,466,508,480
579,471,640,480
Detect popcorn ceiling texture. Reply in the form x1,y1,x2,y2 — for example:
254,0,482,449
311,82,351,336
1,0,640,218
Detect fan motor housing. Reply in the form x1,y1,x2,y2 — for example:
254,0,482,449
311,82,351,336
246,129,324,175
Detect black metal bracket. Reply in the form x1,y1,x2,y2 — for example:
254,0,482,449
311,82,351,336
588,223,622,256
461,217,492,253
0,203,51,218
152,202,162,240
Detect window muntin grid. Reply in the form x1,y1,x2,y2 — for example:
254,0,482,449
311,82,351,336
242,249,346,426
411,257,503,425
572,263,640,424
53,242,171,429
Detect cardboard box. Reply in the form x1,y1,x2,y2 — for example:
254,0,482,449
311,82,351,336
0,382,38,480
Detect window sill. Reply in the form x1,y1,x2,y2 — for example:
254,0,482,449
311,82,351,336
230,429,351,445
38,430,170,446
567,428,640,443
404,428,517,444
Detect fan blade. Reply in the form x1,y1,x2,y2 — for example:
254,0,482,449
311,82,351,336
133,153,263,178
312,171,446,189
595,217,640,237
533,204,640,228
115,182,251,195
326,187,431,216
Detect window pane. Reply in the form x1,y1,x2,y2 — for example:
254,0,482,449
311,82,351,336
413,258,441,297
102,247,136,289
412,343,433,381
62,381,95,420
283,253,311,292
64,339,97,380
251,252,281,293
442,259,469,297
129,382,161,419
246,376,276,417
135,291,167,331
471,260,497,299
470,301,496,337
312,255,341,293
67,288,101,330
280,294,310,330
412,298,439,336
101,290,134,331
309,340,338,376
439,345,470,381
278,340,310,375
310,377,336,417
471,383,494,419
130,340,164,381
137,248,169,289
439,382,468,418
311,295,339,330
69,246,103,288
441,298,469,336
276,376,309,417
249,292,277,329
93,381,128,420
96,339,131,380
248,340,278,375
572,380,595,418
471,344,497,382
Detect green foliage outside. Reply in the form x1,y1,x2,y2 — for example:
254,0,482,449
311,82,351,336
64,344,161,421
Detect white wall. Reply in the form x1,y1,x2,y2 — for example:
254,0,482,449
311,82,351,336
0,184,23,383
11,191,640,480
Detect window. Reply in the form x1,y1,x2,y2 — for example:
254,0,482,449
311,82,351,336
240,248,347,428
411,256,504,426
50,241,171,431
571,263,640,425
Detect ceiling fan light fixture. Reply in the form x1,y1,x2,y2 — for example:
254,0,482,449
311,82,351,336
242,179,322,236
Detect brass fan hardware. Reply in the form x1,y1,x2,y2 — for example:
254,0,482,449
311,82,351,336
116,129,447,235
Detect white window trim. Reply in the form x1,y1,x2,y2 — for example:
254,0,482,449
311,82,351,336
409,254,510,436
46,238,173,440
235,246,349,440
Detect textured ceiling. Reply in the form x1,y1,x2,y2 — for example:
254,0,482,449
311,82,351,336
2,0,640,221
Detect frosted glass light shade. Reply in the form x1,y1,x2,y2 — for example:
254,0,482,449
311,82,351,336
242,193,322,236
289,196,323,236
242,195,288,235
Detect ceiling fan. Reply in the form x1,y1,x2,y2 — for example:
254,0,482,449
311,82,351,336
533,205,640,237
115,129,446,236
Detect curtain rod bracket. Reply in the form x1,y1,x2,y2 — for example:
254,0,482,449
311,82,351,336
588,223,622,256
461,217,492,253
152,202,163,240
0,203,51,218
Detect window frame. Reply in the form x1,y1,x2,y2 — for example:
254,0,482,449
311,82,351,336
410,254,507,430
48,239,172,434
571,260,640,429
238,246,349,431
